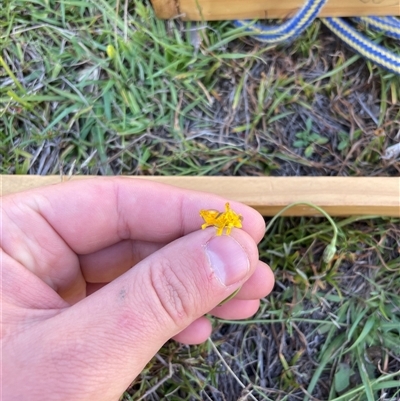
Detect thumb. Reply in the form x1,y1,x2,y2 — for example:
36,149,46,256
27,229,258,400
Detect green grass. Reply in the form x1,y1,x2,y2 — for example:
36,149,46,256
1,0,400,176
1,0,399,399
123,216,400,400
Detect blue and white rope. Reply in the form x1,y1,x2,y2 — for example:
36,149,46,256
234,0,400,75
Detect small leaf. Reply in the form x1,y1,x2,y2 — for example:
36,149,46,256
310,133,321,141
316,137,329,145
334,363,353,393
293,140,306,148
304,145,314,157
295,132,305,139
305,118,313,132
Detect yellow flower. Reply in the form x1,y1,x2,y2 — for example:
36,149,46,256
199,202,243,235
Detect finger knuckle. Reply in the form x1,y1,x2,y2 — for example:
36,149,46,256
148,258,195,327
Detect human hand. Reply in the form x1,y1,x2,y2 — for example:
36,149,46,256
2,177,274,401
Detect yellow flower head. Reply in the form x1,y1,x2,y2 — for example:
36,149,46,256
199,202,243,236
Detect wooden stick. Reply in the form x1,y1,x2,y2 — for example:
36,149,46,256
150,0,400,20
2,175,399,217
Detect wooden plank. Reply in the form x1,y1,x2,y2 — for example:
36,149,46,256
2,175,399,217
150,0,400,20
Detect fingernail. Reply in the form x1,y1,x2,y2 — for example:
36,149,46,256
205,236,250,286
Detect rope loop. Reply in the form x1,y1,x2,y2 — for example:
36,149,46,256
234,0,400,75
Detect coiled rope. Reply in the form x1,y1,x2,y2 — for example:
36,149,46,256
233,0,400,75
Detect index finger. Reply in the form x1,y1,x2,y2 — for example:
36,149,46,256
5,177,266,255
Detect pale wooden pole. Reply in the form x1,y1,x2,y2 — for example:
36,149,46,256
150,0,400,20
2,175,399,217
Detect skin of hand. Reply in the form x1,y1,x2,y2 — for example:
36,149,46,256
1,177,274,401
